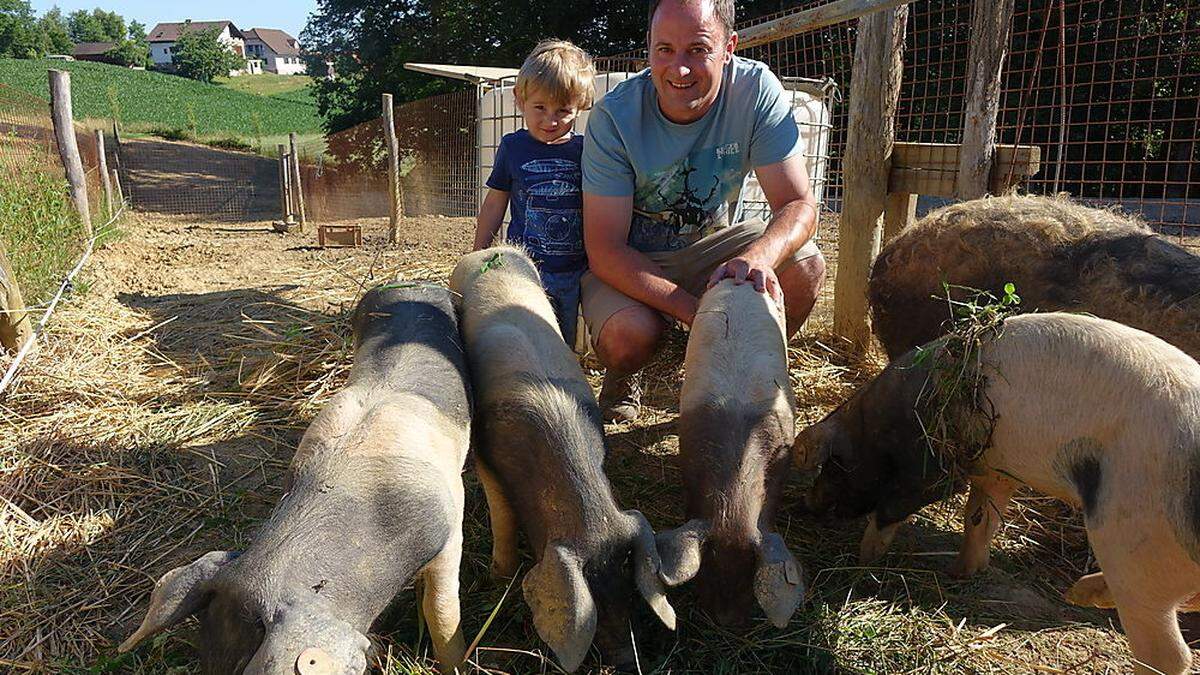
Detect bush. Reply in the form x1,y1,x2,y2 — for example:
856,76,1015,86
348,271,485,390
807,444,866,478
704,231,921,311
172,24,243,83
148,126,192,141
206,136,253,152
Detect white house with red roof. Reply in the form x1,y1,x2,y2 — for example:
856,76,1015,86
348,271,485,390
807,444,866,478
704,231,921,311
147,20,246,72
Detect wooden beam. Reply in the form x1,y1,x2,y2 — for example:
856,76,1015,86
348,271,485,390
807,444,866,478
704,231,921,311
956,0,1016,199
48,70,92,236
277,143,293,224
883,192,916,242
96,130,113,218
289,132,307,232
889,142,1041,196
383,93,402,244
110,167,124,207
832,5,909,350
737,0,912,51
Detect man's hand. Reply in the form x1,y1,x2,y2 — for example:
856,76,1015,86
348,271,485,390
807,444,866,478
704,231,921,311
707,255,784,309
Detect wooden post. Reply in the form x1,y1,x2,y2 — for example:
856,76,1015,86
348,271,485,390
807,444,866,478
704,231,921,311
955,0,1015,199
277,143,294,224
110,168,124,207
111,120,122,169
0,242,32,353
737,0,913,50
832,5,909,350
289,132,307,232
48,70,92,236
95,130,113,218
882,192,917,242
383,93,402,244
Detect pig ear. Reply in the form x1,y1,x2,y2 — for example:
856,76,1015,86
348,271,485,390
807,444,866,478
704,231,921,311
753,533,804,628
118,550,237,652
792,417,846,471
624,510,677,630
653,518,710,588
522,542,597,673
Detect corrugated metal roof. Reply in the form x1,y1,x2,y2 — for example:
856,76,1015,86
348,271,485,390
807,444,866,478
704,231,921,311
404,63,519,84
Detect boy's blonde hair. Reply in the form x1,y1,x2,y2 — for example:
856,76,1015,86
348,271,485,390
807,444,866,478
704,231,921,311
514,39,596,110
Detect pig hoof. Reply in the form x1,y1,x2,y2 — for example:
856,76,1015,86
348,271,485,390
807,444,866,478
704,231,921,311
1064,575,1115,609
946,558,983,579
490,561,518,580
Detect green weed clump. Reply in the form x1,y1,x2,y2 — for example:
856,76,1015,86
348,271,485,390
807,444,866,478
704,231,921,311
914,282,1022,480
0,162,88,304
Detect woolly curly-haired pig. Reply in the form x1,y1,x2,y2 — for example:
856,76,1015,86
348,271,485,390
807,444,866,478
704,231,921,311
869,194,1200,361
655,279,804,628
795,312,1200,675
118,283,472,674
450,246,675,672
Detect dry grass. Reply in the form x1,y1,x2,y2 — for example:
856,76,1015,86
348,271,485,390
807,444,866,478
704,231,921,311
0,212,1144,674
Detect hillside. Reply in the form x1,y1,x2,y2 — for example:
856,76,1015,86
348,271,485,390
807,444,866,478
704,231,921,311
215,72,314,99
0,59,322,137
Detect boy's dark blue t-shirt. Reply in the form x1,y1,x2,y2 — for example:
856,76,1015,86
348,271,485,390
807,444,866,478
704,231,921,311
486,130,587,275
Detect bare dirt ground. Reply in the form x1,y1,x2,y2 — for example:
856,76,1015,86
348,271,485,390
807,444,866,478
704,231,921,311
1,210,1175,673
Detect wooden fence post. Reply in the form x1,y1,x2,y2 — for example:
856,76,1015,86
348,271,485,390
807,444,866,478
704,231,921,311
289,132,307,232
96,130,113,218
277,143,294,224
0,243,32,353
383,93,402,244
882,192,917,242
956,0,1015,199
832,4,909,350
48,70,92,236
110,168,124,207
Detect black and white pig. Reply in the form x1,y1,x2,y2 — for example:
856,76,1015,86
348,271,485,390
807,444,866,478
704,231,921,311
118,283,473,674
795,312,1200,675
655,279,804,628
450,246,675,673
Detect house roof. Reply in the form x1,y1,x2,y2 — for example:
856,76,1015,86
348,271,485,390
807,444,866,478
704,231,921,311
244,28,301,56
404,63,520,84
148,21,242,43
72,42,116,56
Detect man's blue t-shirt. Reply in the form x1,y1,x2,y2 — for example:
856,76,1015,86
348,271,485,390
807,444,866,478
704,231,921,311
582,57,802,253
486,129,586,345
486,129,587,274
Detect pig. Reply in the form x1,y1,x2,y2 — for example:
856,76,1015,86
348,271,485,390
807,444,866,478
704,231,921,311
654,279,804,628
449,246,675,672
118,283,473,674
869,194,1200,361
795,312,1200,675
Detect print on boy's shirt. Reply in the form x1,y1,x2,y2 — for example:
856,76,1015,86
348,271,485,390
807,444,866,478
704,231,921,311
519,157,583,259
629,145,745,252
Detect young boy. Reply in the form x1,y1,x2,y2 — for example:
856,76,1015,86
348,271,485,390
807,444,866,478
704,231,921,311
473,39,595,347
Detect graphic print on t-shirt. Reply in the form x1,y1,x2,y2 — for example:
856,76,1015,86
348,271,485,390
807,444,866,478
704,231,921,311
630,145,745,252
520,157,584,259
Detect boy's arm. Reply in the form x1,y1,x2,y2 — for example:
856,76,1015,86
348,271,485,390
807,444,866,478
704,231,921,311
473,188,509,251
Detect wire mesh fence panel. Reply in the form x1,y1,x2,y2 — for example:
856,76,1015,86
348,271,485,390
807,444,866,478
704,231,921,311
0,83,97,305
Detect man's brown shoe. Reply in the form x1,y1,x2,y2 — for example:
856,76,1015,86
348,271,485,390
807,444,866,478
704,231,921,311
599,370,642,424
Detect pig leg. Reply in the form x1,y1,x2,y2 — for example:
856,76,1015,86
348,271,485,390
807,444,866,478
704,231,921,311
1090,529,1196,675
948,474,1017,578
476,460,519,578
422,519,467,673
859,513,903,563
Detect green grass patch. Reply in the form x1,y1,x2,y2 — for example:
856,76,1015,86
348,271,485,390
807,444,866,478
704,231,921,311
0,59,322,139
215,72,314,99
0,160,89,305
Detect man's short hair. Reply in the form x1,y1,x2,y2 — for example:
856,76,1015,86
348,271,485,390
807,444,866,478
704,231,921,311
647,0,736,38
515,39,596,110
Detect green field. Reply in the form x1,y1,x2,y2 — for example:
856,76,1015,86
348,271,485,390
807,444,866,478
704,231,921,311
215,72,314,99
0,59,322,138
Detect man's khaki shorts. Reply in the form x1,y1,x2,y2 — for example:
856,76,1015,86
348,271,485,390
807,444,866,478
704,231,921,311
580,218,822,348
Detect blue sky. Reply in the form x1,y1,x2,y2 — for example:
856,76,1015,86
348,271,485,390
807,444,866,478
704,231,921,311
29,0,318,41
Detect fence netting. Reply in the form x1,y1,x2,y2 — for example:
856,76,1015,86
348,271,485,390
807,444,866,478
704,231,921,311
0,83,102,305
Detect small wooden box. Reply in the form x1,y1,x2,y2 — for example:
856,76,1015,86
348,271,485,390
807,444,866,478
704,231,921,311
318,224,362,248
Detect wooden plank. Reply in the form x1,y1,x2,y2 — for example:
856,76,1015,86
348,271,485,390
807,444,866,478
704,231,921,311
956,0,1016,199
96,130,113,218
738,0,912,51
48,70,92,236
289,132,307,232
383,93,402,244
883,192,916,242
110,168,124,207
277,143,293,224
888,142,1040,196
832,5,909,349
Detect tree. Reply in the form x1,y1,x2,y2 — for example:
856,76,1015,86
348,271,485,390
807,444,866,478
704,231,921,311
107,19,148,67
67,8,123,43
172,23,243,82
0,0,40,58
38,7,72,55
